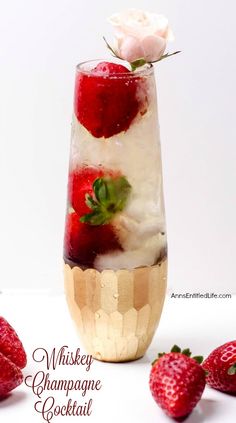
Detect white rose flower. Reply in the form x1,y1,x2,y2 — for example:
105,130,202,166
108,9,174,63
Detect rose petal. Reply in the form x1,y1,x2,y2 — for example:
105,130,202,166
109,10,169,39
108,9,173,63
141,35,166,62
118,36,144,62
148,14,169,38
166,27,175,42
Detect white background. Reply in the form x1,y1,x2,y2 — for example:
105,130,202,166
0,0,236,293
1,293,236,423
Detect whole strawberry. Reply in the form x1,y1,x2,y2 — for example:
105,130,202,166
0,317,27,369
0,352,23,398
149,346,206,418
74,61,145,138
203,340,236,393
68,166,129,223
64,212,122,266
0,317,26,398
64,167,131,266
68,167,105,218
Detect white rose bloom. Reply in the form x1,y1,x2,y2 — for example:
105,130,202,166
108,9,174,63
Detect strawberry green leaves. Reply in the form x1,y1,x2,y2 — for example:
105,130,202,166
228,363,236,376
171,345,181,353
193,356,204,365
80,176,131,225
152,345,204,366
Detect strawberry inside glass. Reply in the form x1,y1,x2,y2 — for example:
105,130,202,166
64,60,167,270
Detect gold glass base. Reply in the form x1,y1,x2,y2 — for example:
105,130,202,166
64,259,167,362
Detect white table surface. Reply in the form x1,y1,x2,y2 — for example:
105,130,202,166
0,291,235,422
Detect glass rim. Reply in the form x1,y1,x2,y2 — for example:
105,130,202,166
76,59,153,78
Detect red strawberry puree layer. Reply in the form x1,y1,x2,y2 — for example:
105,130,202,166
74,62,143,138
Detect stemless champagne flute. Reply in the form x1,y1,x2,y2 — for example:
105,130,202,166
64,59,167,362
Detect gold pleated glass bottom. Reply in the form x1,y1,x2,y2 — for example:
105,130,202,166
64,259,167,362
